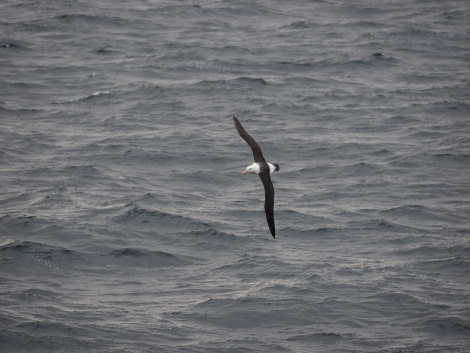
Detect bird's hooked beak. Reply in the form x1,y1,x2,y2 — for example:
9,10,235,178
241,168,249,175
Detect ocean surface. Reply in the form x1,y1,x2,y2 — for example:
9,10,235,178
1,0,469,352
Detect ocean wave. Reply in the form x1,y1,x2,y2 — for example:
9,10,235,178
381,204,434,219
278,52,398,72
0,214,65,239
111,203,218,241
15,288,60,302
348,218,426,235
114,204,189,223
14,319,88,336
53,91,111,105
183,76,271,91
0,240,74,258
0,41,29,50
286,332,343,342
0,327,91,353
51,13,127,28
0,240,78,276
0,239,197,272
417,316,470,335
109,247,193,267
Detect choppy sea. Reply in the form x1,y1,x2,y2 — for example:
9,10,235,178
1,1,469,352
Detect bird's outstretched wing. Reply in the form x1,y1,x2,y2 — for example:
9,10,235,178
259,172,275,238
233,116,266,163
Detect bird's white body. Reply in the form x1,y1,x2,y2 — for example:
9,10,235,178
242,162,278,175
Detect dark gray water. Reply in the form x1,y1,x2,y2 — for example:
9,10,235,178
1,0,470,352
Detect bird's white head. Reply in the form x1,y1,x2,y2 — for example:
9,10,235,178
241,162,261,175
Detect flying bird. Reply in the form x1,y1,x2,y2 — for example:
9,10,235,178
233,116,280,238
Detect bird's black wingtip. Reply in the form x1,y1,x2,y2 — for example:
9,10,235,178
270,228,275,238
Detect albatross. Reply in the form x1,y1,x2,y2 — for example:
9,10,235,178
233,116,280,238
